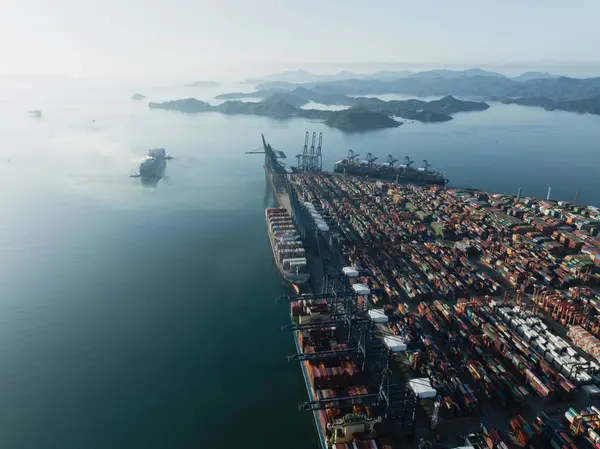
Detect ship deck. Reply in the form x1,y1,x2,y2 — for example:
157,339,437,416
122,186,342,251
265,166,292,213
292,323,329,449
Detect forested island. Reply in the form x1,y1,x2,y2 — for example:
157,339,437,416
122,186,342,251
148,96,400,131
148,92,489,131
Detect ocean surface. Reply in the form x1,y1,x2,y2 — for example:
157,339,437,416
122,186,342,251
0,80,600,449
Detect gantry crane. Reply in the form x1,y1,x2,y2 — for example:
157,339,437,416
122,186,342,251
347,149,360,164
366,152,378,167
315,132,323,171
386,154,398,168
308,132,317,170
278,271,417,428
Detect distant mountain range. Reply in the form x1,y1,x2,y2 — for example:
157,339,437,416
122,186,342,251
237,69,600,116
243,69,414,84
186,80,220,87
243,68,562,85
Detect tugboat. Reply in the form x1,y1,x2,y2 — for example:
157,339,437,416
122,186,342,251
139,148,167,181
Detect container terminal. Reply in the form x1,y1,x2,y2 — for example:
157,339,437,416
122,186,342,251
249,133,600,449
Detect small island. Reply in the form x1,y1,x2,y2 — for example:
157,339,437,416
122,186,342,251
325,108,401,131
149,98,213,113
186,80,220,88
149,91,490,131
131,93,146,101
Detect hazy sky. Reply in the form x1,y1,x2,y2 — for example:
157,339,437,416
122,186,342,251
2,0,599,79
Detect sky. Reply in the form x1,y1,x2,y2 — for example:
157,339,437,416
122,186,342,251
1,0,599,80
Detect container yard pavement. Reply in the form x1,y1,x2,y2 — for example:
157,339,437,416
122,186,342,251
288,173,600,448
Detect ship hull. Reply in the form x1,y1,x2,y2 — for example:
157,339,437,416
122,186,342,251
333,163,447,185
139,148,167,181
140,159,166,181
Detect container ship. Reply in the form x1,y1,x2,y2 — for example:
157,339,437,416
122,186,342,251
139,148,167,181
260,134,293,201
333,152,446,186
266,208,310,285
290,298,393,449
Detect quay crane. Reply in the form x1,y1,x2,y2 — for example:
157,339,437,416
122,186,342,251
316,132,323,171
296,131,309,170
295,131,323,172
366,152,378,167
347,149,360,164
278,271,417,429
308,132,317,170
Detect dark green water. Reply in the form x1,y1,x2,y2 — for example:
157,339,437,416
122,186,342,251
0,82,600,448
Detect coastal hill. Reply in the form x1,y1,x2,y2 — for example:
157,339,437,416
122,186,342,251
486,95,600,115
131,93,146,101
240,68,600,116
149,93,489,131
215,88,490,116
301,75,600,99
352,94,490,117
148,96,403,131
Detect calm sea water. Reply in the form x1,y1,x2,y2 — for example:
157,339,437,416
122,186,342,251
0,81,599,449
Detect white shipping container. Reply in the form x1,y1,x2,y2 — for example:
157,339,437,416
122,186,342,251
342,266,359,278
408,378,437,399
384,336,408,352
352,283,370,295
368,309,388,323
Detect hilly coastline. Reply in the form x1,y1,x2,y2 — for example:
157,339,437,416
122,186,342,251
240,68,600,116
148,92,489,131
242,68,561,85
486,95,600,115
214,87,489,116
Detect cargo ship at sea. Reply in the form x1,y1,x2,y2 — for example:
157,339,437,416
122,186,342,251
333,151,447,186
139,148,167,181
266,208,310,285
288,296,400,449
